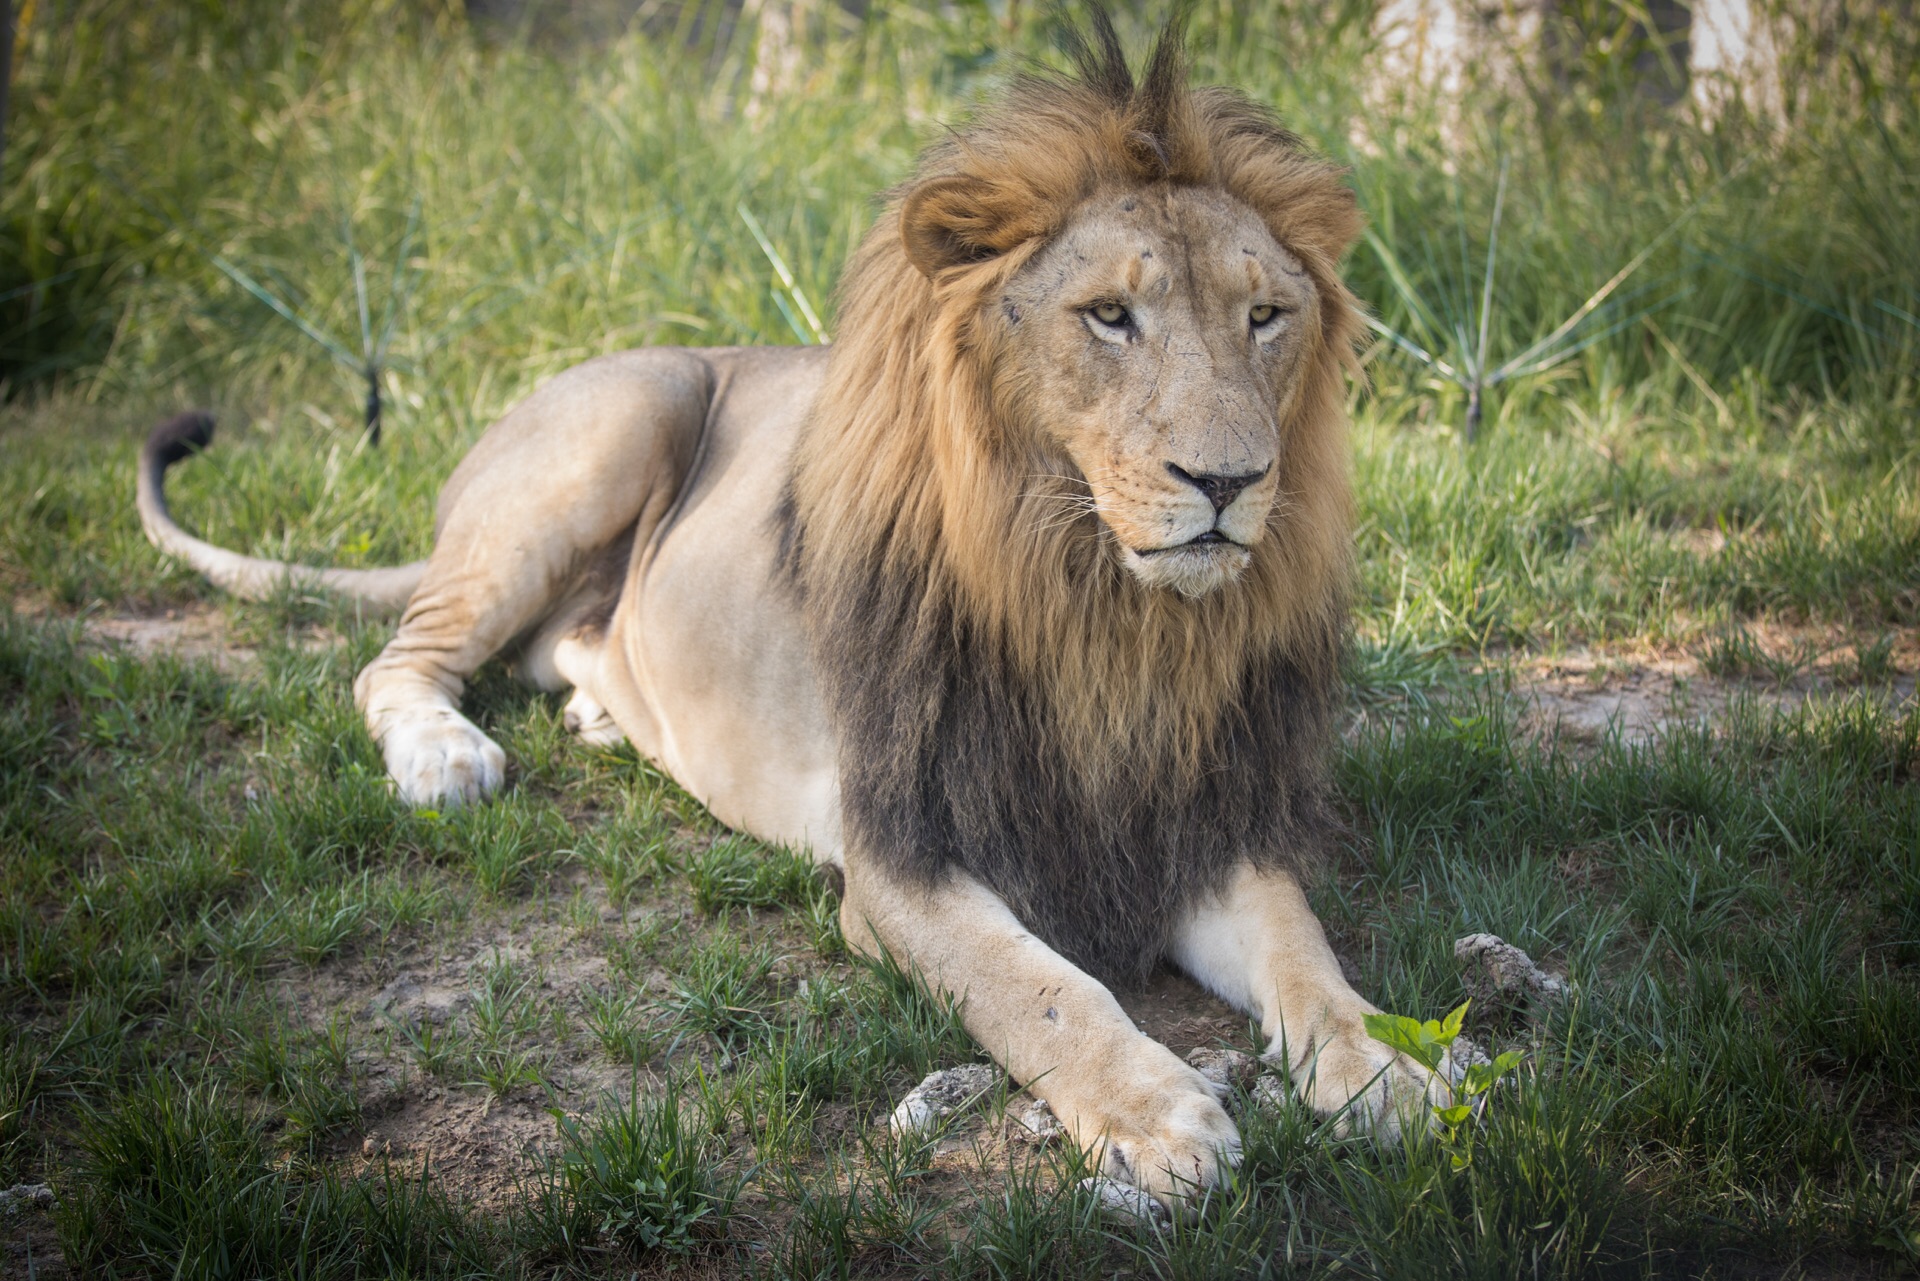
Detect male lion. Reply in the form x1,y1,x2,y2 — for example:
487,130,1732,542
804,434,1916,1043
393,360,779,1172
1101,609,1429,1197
137,13,1434,1207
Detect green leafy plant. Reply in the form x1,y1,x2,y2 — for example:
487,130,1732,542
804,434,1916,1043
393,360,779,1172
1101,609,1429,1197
582,987,658,1066
1846,634,1897,686
1363,1001,1523,1169
1701,624,1766,678
392,1017,464,1082
663,932,778,1050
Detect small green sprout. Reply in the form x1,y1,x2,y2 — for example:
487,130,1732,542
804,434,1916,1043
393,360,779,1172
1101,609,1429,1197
1363,1000,1523,1169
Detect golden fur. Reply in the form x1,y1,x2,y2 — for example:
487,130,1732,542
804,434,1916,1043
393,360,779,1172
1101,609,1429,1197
788,53,1364,789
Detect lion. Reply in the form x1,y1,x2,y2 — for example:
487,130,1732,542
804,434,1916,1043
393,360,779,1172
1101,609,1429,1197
136,12,1435,1207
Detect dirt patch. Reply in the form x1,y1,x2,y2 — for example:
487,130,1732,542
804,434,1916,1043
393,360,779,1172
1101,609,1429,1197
2,1190,66,1281
83,608,265,671
351,1079,563,1210
1509,627,1918,747
10,601,344,675
277,892,675,1212
1117,969,1255,1059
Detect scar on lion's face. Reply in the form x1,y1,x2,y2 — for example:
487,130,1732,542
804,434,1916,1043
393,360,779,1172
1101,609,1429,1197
994,187,1319,598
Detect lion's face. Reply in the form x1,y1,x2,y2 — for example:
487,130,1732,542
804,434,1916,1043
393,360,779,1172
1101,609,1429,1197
995,188,1321,598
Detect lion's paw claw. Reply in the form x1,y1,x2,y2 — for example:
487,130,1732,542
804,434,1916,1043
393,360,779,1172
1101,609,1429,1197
1079,1177,1170,1227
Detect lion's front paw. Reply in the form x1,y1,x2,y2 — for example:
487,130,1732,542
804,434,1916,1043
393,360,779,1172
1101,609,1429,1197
382,710,506,807
1099,1088,1242,1207
1063,1058,1241,1211
1276,1020,1443,1140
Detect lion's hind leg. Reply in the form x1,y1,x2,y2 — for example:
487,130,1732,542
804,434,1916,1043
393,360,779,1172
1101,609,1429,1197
520,544,632,752
548,631,625,748
355,352,710,807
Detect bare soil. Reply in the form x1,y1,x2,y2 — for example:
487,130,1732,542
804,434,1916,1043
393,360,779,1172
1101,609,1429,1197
1509,626,1918,747
17,600,341,675
289,886,683,1213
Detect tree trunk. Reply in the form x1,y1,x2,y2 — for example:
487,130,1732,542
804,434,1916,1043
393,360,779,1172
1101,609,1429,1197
1,0,14,181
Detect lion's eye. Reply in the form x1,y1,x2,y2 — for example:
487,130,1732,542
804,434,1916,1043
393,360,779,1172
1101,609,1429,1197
1090,302,1130,327
1250,304,1279,327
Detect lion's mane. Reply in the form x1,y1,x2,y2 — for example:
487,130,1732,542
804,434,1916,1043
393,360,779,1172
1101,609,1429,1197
781,13,1364,985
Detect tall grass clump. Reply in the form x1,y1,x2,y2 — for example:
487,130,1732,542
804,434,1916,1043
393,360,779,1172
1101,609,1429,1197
528,1080,742,1263
2,0,1912,640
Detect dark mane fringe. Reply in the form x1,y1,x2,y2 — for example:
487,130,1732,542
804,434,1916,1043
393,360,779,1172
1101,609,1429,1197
782,5,1363,985
828,555,1341,986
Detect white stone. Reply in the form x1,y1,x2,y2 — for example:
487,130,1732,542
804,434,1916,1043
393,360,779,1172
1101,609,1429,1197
1454,933,1568,1010
1010,1097,1064,1143
1184,1046,1259,1105
0,1183,55,1215
887,1063,1000,1137
1250,1073,1291,1112
1443,1032,1494,1086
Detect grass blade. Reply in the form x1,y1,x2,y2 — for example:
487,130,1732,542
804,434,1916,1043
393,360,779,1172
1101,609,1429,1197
210,256,360,370
739,203,830,343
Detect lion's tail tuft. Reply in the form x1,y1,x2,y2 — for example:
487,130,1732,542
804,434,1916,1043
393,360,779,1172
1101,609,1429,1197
145,409,218,470
136,410,427,616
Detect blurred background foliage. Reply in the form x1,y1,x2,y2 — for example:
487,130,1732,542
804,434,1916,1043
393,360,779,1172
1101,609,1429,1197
2,0,1914,413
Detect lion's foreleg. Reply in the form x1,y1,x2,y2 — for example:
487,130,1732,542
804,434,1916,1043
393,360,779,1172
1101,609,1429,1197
1171,864,1439,1136
841,859,1239,1207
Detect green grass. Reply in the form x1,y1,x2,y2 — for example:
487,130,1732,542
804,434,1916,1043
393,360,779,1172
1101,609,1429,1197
2,0,1918,1276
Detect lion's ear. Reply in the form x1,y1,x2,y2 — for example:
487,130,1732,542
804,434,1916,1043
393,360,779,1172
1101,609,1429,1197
900,175,1004,278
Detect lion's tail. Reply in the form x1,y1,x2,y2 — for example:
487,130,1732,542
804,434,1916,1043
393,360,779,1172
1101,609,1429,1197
137,411,427,617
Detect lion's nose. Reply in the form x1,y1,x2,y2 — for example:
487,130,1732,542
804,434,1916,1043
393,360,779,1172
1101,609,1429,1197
1166,462,1267,514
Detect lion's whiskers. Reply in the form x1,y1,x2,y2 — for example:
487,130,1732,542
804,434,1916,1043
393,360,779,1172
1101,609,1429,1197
1018,469,1106,539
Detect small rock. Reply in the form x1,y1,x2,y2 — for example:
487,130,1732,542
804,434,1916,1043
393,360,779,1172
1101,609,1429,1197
1010,1097,1064,1143
1185,1047,1259,1102
369,976,470,1025
888,1063,1001,1137
361,1134,391,1158
1454,933,1567,1010
0,1183,56,1215
1079,1176,1169,1227
1250,1073,1291,1111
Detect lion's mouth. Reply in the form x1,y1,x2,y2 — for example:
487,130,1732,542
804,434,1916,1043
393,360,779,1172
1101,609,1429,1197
1138,530,1241,555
